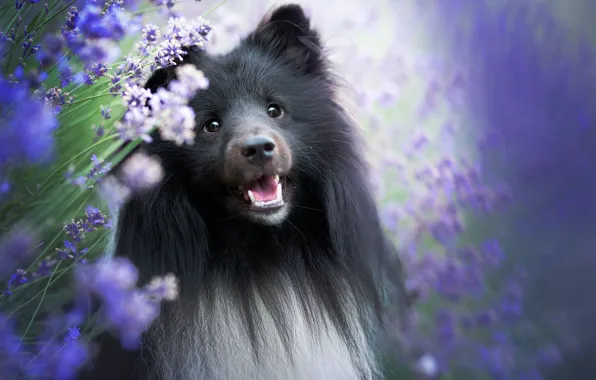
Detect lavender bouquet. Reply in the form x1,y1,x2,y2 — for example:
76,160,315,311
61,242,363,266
0,0,221,378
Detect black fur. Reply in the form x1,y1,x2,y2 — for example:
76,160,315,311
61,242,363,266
79,5,408,380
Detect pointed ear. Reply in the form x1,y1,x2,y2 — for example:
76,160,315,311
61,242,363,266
248,4,326,75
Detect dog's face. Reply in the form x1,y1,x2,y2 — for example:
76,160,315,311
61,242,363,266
152,5,340,226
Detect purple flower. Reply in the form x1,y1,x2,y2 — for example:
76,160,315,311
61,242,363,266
480,239,505,266
59,61,75,88
92,123,105,139
0,313,23,358
99,176,132,210
64,326,81,343
68,154,112,188
150,0,178,10
77,257,139,294
36,37,64,69
168,64,209,99
116,106,156,142
33,257,56,277
120,152,164,191
122,83,152,108
0,80,58,170
120,57,145,82
500,281,524,318
104,290,160,349
85,206,112,229
25,336,89,380
45,87,73,114
142,24,161,44
435,310,457,345
157,104,196,145
4,269,28,295
57,206,111,263
76,5,127,41
75,257,178,350
154,39,185,68
147,87,175,113
62,6,79,34
100,104,111,119
0,228,36,276
93,61,109,76
75,39,121,68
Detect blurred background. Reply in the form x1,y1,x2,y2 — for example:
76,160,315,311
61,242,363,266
1,0,595,378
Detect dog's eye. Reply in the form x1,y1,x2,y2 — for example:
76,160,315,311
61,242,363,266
267,104,283,118
203,118,220,133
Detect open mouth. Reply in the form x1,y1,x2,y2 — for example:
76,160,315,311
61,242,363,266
236,174,285,211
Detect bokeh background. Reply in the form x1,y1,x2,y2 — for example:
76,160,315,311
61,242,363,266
1,0,595,378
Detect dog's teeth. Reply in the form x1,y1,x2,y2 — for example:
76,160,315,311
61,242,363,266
276,182,282,200
247,190,256,203
274,175,280,183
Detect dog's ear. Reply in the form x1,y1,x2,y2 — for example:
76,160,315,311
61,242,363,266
249,4,325,75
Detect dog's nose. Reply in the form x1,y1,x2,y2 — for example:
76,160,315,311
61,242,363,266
240,135,276,164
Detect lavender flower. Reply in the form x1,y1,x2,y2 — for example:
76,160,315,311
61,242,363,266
120,152,164,191
122,83,153,108
100,104,111,119
146,273,179,301
99,176,132,210
5,269,28,296
0,79,58,170
0,313,26,373
147,87,175,113
91,62,109,78
67,154,112,188
150,0,178,9
25,333,89,380
168,63,209,98
0,228,36,276
76,5,127,40
116,106,156,142
142,24,161,45
56,206,112,263
76,257,179,349
157,104,196,145
45,87,73,114
154,39,186,68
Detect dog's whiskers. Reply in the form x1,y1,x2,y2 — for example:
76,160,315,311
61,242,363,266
286,219,306,241
292,204,323,212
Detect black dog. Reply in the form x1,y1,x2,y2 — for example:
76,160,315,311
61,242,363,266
80,4,409,380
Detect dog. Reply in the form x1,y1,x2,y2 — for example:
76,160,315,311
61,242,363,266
80,4,409,380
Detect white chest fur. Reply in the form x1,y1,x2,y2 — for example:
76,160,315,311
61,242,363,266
151,279,379,380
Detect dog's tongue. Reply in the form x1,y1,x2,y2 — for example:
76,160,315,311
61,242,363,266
243,176,278,202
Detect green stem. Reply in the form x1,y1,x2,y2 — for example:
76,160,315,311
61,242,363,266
3,0,77,60
68,92,120,105
19,261,61,343
36,134,119,194
204,0,229,16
